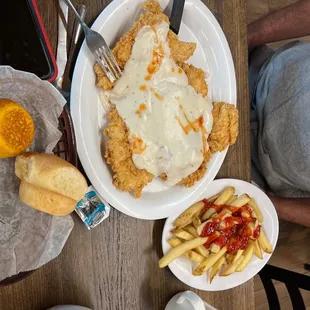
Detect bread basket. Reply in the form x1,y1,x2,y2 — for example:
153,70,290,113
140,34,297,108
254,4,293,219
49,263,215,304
0,105,77,286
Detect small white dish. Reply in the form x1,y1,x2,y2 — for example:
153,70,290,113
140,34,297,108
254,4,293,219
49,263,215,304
161,179,279,291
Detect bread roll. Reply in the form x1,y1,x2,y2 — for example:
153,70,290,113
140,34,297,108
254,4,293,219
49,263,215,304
15,152,88,201
19,181,77,216
0,99,35,158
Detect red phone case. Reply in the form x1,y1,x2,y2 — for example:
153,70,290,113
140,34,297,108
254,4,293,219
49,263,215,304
29,0,58,82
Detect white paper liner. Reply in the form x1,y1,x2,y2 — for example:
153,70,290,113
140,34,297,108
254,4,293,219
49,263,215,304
0,66,74,281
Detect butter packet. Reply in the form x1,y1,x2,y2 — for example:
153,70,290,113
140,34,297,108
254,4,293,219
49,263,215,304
75,186,110,229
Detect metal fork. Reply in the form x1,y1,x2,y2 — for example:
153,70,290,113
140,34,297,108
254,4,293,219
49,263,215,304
62,0,122,82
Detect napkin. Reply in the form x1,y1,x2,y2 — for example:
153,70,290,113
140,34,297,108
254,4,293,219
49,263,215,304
0,66,74,281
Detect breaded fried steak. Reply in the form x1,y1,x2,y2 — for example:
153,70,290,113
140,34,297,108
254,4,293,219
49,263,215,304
95,0,238,198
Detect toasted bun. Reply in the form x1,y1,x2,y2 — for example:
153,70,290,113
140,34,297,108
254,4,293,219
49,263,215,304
19,181,76,216
15,152,88,201
0,99,35,158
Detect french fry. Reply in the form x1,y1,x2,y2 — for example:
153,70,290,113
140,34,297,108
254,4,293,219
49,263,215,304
177,218,193,229
210,243,220,253
220,207,232,215
258,229,273,254
207,194,220,202
184,225,199,237
180,226,209,257
254,240,263,259
232,249,244,263
192,215,201,229
248,198,264,223
168,237,183,247
236,241,255,272
210,256,226,283
225,254,234,263
172,228,209,257
226,195,238,205
193,247,227,276
214,187,235,205
201,187,235,221
247,222,255,239
241,210,251,219
230,194,251,207
220,255,244,276
171,229,194,241
159,237,208,268
186,250,205,263
168,238,205,263
252,210,258,220
195,246,210,258
173,201,204,228
201,208,216,221
172,228,210,257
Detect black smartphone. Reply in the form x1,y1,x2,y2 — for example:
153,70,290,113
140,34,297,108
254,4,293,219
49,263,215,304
0,0,57,81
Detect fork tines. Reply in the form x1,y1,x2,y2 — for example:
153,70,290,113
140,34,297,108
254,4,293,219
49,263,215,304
95,47,122,83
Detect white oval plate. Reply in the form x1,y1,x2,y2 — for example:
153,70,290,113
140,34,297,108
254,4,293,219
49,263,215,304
162,179,279,291
71,0,236,219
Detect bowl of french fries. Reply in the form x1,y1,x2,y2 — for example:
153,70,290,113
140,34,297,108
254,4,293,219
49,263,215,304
159,179,279,291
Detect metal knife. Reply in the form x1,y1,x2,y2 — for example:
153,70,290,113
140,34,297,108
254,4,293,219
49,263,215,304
165,0,185,34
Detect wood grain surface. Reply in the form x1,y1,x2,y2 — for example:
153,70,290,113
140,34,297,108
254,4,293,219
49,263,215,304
0,0,250,309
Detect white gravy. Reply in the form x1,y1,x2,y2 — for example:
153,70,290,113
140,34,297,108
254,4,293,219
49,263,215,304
107,22,213,186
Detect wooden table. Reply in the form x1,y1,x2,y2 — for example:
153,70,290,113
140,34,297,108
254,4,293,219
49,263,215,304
0,1,250,309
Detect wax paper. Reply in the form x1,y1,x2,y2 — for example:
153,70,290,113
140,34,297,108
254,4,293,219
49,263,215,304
0,66,74,281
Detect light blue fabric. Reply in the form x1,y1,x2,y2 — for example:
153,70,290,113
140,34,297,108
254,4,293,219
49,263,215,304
250,41,310,197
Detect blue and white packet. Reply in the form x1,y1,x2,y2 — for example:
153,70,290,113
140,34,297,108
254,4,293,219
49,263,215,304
75,186,110,229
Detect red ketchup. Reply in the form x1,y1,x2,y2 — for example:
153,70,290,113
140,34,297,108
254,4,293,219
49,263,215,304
202,201,223,213
201,221,219,237
198,201,258,254
253,225,262,239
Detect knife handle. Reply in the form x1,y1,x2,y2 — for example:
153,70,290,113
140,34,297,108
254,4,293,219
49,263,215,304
170,0,185,34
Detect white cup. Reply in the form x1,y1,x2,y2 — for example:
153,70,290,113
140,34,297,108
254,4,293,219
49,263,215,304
165,291,217,310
